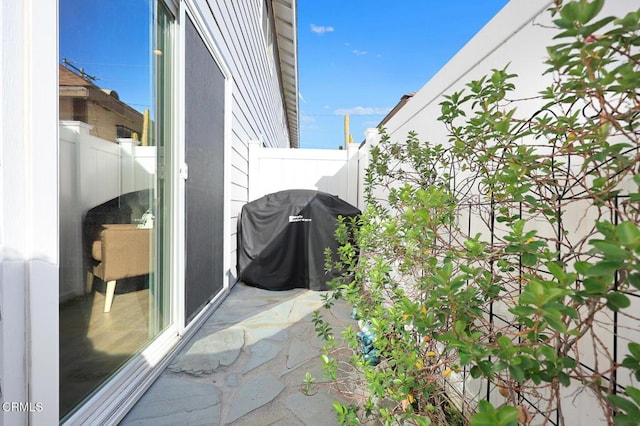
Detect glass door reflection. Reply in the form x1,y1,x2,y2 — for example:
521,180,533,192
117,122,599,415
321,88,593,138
58,0,172,418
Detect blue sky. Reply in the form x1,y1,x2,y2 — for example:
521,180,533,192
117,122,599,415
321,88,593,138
59,0,153,112
59,1,510,150
297,1,510,149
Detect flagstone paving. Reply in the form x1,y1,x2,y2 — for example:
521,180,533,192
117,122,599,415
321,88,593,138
120,283,356,425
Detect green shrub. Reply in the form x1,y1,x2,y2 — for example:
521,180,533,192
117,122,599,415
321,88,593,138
312,1,640,424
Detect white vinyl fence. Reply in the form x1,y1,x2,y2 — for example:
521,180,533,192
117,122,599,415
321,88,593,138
59,121,155,301
247,140,361,207
362,0,639,424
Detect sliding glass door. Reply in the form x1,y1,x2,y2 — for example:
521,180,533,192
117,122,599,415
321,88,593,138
58,0,173,418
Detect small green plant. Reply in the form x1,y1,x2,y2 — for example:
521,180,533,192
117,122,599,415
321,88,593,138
471,401,518,426
333,402,361,425
315,1,640,425
302,371,316,395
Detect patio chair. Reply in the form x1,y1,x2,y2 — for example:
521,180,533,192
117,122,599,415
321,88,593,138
87,224,152,312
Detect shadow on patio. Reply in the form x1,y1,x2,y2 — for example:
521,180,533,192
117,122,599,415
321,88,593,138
120,282,357,425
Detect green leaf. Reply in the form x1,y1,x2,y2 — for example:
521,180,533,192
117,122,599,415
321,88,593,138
560,2,580,23
628,343,640,360
626,387,640,406
606,292,631,311
454,319,467,335
470,365,482,379
580,16,616,36
615,10,640,30
509,364,526,383
580,0,605,23
591,240,630,261
574,261,592,275
498,335,512,351
496,405,519,426
333,401,346,414
617,222,640,248
494,118,510,134
585,261,620,277
561,356,577,368
471,412,497,426
543,311,567,333
553,19,573,31
596,221,617,238
582,277,607,295
521,252,538,267
472,401,507,426
557,372,571,387
492,361,508,372
538,344,556,360
615,415,640,426
546,261,566,281
622,356,640,370
629,273,640,291
509,305,536,317
608,394,640,415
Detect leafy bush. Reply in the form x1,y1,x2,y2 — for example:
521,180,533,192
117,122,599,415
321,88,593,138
312,1,640,425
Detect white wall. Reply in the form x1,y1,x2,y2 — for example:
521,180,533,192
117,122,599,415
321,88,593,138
187,0,294,281
0,0,59,423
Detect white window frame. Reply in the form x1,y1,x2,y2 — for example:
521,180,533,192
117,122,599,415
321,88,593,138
58,1,184,424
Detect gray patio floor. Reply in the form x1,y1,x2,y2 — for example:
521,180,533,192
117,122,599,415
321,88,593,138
120,282,357,425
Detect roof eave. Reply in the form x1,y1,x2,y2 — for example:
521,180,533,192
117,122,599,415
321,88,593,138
272,0,299,148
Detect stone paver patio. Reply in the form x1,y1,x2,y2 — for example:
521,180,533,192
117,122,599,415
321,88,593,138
120,283,356,425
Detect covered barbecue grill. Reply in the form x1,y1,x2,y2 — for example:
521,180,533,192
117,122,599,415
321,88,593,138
237,189,360,291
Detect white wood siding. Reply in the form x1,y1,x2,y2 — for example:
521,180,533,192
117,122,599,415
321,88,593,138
190,0,292,279
0,0,60,422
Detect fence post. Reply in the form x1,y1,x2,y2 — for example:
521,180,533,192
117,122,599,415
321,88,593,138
346,141,360,207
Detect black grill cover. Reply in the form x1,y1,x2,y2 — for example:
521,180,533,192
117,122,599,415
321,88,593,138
237,189,360,291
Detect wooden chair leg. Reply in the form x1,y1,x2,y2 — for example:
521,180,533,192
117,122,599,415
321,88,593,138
86,271,94,294
104,280,117,313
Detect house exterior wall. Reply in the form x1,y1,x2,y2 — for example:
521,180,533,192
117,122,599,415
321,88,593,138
0,0,296,424
1,0,59,423
362,0,638,423
188,0,294,279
